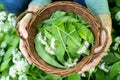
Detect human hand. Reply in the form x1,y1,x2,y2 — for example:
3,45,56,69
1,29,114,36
78,14,112,74
19,5,41,64
19,13,33,64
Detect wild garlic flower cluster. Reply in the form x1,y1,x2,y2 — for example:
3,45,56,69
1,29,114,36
98,62,109,72
0,76,10,80
37,32,56,55
64,58,78,68
113,36,120,50
7,13,16,27
0,41,7,56
0,11,7,25
77,41,90,54
9,49,28,80
115,11,120,21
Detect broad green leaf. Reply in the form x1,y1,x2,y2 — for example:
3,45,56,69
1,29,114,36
103,52,119,64
115,0,120,7
114,52,120,59
66,73,81,80
42,74,62,80
95,69,105,80
66,23,81,58
0,58,11,71
51,10,66,19
34,37,66,68
54,42,65,63
108,61,120,80
75,23,94,44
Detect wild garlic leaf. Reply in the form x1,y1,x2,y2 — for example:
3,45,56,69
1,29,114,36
51,10,66,19
66,23,81,58
66,73,81,80
108,61,120,80
75,23,94,44
35,37,66,68
54,42,65,64
95,69,105,80
0,58,11,72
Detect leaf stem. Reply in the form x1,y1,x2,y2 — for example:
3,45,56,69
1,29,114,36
55,26,80,47
56,27,71,58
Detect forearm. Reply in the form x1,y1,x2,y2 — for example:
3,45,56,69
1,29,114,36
25,0,52,18
85,0,110,15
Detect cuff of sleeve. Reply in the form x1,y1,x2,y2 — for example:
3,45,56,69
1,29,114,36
85,0,110,15
29,0,52,7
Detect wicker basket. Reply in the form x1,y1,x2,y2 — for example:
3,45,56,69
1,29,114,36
15,1,108,76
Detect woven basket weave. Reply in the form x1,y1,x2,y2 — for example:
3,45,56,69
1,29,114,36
15,1,108,76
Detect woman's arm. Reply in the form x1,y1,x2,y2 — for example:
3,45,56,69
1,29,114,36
19,0,52,64
78,0,112,74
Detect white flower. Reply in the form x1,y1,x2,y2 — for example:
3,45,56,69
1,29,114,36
98,62,109,72
14,59,28,74
77,46,87,54
7,13,16,26
18,74,28,80
1,41,7,48
12,54,21,64
64,58,78,68
0,49,5,56
3,27,9,33
81,73,86,77
0,21,4,25
45,44,55,55
0,11,7,21
115,36,120,43
115,11,120,21
50,38,56,49
113,43,119,51
9,66,17,78
0,76,10,80
84,41,89,48
77,41,89,54
12,49,22,57
37,32,47,45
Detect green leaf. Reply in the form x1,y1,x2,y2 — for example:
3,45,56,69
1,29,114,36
95,69,105,80
108,61,120,80
0,58,11,71
66,73,81,80
42,74,62,80
51,10,66,19
115,0,120,7
75,23,94,44
66,23,81,58
34,37,66,68
114,52,120,59
54,42,65,63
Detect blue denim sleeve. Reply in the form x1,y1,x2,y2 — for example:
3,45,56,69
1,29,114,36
0,0,31,14
73,0,87,7
85,0,110,15
29,0,52,7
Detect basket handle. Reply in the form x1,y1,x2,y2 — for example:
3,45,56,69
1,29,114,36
15,11,36,40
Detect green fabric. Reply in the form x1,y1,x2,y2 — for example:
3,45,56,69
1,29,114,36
29,0,52,7
85,0,110,15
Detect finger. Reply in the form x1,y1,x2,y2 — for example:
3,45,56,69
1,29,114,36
78,52,106,74
19,13,32,39
94,30,106,53
19,28,28,39
20,39,32,64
